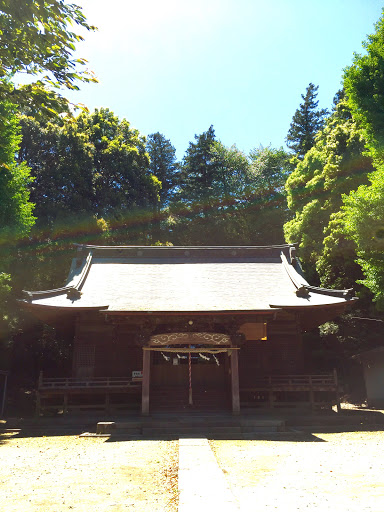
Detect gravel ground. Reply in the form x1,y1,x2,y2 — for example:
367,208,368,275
1,427,384,512
211,431,384,511
0,432,178,512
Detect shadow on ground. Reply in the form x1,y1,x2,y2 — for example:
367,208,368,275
1,407,384,444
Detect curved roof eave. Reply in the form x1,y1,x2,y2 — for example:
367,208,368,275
104,309,280,316
22,250,93,302
19,300,109,312
269,297,358,310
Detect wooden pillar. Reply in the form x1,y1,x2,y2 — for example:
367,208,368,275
268,376,274,408
35,392,41,418
230,349,240,415
334,368,341,413
141,349,151,416
35,371,43,417
63,393,68,414
1,373,8,418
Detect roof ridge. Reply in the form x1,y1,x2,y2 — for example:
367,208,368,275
74,244,295,250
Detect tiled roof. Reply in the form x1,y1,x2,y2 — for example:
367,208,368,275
21,245,356,313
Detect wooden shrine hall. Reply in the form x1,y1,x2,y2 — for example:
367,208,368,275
21,244,356,415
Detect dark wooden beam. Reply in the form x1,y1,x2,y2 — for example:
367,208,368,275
141,349,151,416
230,349,240,415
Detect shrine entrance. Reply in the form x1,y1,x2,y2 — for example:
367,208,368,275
141,332,240,415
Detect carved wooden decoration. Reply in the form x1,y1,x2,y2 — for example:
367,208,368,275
149,332,231,346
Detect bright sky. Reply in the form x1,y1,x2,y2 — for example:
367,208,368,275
42,0,384,159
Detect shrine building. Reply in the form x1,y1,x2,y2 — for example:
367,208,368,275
20,244,356,415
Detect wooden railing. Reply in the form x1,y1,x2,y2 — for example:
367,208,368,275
36,373,142,416
35,371,341,415
241,373,337,389
38,375,141,390
240,371,340,411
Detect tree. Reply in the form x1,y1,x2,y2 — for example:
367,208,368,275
0,0,97,379
169,132,292,245
19,108,161,244
343,174,384,306
342,12,384,307
246,146,293,244
284,96,372,286
0,101,35,353
77,108,160,220
170,127,255,244
0,102,35,242
344,14,384,163
146,133,179,207
179,125,219,210
18,114,95,227
249,146,292,195
286,83,328,159
210,141,251,202
0,0,97,110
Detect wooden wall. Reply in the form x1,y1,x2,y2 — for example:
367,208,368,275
72,311,304,381
72,313,142,378
239,311,304,387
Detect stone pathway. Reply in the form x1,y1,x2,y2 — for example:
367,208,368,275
178,438,239,511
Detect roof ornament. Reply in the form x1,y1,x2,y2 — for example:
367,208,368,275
343,289,354,299
66,288,82,301
295,285,310,298
23,291,33,302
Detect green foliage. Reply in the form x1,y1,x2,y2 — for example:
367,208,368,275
146,132,180,206
179,125,220,210
0,1,96,121
179,126,251,210
169,127,257,244
344,13,384,164
342,11,384,306
249,146,292,192
0,102,35,242
19,108,160,235
284,97,372,285
18,113,94,226
77,108,158,217
286,83,328,159
316,212,361,289
168,133,292,245
343,170,384,307
245,146,293,244
0,0,97,89
211,141,253,202
0,0,97,376
15,83,72,120
0,101,35,359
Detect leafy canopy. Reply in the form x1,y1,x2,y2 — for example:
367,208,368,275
342,11,384,306
19,108,161,235
0,101,35,242
284,96,372,286
0,0,97,89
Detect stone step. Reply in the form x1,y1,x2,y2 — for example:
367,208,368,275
151,404,229,411
96,418,285,435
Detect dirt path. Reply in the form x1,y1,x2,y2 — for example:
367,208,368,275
211,431,384,511
0,433,178,512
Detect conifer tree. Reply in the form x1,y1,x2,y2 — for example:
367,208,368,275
146,132,179,206
180,125,219,207
286,83,328,159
